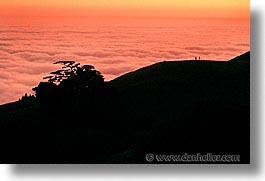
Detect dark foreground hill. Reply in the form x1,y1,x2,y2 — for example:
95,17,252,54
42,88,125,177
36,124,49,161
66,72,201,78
0,52,250,163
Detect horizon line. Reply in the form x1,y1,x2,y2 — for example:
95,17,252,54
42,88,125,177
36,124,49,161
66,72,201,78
0,15,250,20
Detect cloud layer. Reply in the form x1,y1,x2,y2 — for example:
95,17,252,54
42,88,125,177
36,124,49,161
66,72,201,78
0,17,249,104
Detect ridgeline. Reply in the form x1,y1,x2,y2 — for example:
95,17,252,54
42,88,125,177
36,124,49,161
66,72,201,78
0,51,250,163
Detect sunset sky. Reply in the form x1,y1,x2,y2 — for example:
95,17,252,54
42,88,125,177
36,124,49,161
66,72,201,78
0,0,249,104
0,0,249,18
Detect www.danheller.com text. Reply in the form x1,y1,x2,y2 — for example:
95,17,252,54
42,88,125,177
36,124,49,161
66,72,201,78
145,153,240,163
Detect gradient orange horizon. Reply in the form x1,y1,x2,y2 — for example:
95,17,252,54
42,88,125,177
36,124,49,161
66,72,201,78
0,0,249,18
0,1,250,104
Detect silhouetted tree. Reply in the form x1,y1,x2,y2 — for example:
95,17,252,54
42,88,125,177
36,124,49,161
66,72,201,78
32,82,59,108
43,61,81,83
33,61,108,123
19,93,35,101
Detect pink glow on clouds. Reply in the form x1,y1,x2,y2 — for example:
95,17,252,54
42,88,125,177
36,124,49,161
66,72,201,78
0,17,249,104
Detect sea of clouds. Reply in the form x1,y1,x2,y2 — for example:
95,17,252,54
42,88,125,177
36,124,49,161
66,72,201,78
0,17,249,104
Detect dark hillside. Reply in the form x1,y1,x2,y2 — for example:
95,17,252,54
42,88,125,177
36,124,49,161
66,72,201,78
108,52,250,163
0,51,250,163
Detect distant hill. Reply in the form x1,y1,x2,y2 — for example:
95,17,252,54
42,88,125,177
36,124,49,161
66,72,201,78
0,51,250,163
108,52,249,127
230,51,250,62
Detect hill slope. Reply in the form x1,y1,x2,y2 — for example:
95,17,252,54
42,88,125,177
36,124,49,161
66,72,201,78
0,51,250,163
109,52,249,128
107,51,250,163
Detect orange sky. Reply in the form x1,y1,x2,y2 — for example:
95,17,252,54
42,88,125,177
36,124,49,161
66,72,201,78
0,0,249,18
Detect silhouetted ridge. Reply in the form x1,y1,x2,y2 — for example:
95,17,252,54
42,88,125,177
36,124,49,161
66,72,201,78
229,51,250,62
0,51,250,163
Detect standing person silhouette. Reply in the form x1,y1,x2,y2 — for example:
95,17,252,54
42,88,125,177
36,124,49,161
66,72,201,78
199,56,200,60
195,57,197,61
